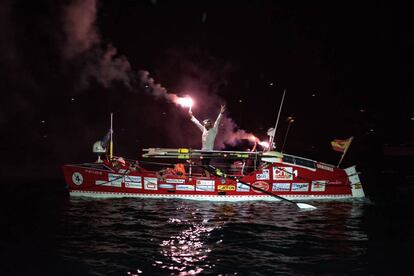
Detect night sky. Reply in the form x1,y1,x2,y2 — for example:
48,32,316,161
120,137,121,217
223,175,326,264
0,0,412,182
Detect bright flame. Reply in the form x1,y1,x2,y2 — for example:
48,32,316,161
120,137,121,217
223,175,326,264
175,97,194,108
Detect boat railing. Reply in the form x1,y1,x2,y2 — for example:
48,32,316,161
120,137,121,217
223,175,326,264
138,160,256,178
282,154,316,169
107,156,259,178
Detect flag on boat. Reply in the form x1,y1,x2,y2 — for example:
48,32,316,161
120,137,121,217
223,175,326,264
101,129,113,148
331,137,353,153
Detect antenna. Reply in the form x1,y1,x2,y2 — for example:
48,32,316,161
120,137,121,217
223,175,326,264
269,89,286,150
281,115,295,153
109,113,113,160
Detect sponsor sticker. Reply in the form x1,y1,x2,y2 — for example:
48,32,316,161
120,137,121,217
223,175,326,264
252,181,270,193
272,183,290,191
344,166,357,176
125,175,142,189
159,184,175,189
196,180,215,191
311,181,326,192
144,177,158,190
176,185,195,191
273,167,295,180
353,183,362,189
72,172,83,185
291,183,309,192
106,173,122,187
218,185,235,191
256,169,270,180
166,178,186,184
348,174,361,185
236,182,250,192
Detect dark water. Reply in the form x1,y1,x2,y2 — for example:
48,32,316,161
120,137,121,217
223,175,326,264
1,180,413,276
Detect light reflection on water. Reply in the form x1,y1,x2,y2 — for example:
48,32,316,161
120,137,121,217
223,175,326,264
155,204,231,274
158,220,214,274
57,198,373,275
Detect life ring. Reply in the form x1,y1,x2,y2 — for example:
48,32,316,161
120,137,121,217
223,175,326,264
72,172,83,185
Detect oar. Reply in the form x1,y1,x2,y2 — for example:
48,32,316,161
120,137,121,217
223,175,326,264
232,177,317,210
207,166,316,210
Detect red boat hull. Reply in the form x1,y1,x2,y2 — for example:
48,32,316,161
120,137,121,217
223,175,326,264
63,159,364,201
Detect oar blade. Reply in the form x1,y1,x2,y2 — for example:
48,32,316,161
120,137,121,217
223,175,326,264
296,203,317,210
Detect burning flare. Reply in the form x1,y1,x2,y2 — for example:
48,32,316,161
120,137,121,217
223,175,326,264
175,96,194,108
173,95,194,111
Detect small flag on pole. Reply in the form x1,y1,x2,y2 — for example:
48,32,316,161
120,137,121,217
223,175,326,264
331,137,354,167
331,137,352,153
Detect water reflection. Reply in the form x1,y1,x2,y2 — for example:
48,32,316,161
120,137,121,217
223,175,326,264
148,200,369,275
59,198,371,275
158,221,213,274
154,203,231,275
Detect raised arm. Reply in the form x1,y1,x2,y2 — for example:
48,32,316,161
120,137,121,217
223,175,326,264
213,105,226,129
189,111,204,132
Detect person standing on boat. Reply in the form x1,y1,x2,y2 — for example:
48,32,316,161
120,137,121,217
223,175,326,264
189,104,226,151
189,105,226,174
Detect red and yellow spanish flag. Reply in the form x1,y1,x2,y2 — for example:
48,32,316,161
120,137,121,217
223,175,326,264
331,137,353,153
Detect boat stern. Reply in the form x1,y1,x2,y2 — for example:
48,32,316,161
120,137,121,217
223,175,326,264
345,166,365,198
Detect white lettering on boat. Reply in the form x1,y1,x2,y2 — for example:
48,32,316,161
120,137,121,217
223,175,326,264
327,180,343,185
85,169,102,175
196,180,215,191
316,163,334,172
272,183,290,191
291,183,309,192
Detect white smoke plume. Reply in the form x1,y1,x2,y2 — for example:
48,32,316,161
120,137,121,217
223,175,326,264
137,70,170,99
83,45,133,88
61,0,266,150
216,116,266,150
63,0,133,90
63,0,99,58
